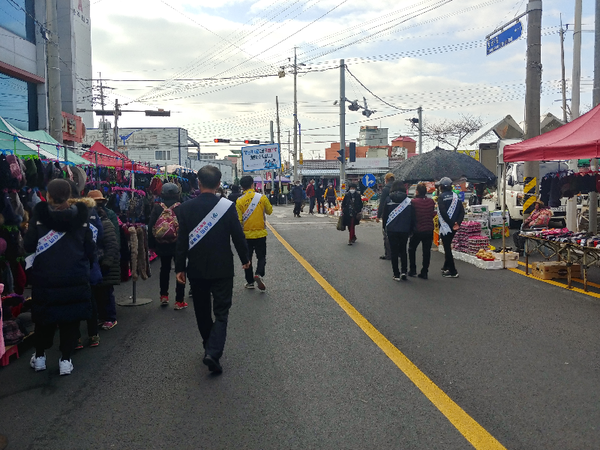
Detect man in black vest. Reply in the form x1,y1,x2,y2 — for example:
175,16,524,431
176,166,250,374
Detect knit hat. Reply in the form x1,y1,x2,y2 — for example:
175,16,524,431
161,182,180,198
71,166,87,193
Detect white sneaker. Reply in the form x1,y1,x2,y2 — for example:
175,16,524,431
30,353,46,372
59,359,74,376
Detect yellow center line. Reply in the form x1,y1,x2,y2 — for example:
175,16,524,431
508,266,600,299
266,221,506,450
516,261,600,291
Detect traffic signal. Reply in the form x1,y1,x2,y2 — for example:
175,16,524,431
349,142,356,162
244,139,260,144
337,147,345,163
214,138,230,143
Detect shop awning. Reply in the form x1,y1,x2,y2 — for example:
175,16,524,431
0,117,88,164
503,104,600,162
82,141,156,173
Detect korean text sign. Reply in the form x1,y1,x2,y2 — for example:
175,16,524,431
241,144,281,172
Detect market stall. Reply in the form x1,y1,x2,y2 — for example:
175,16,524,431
503,103,600,278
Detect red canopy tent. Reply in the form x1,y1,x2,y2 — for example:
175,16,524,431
82,141,156,173
504,104,600,162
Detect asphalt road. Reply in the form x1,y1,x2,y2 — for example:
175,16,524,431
1,204,600,449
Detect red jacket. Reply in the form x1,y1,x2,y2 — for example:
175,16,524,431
411,197,436,233
306,184,316,198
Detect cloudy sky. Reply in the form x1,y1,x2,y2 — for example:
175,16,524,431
89,0,597,160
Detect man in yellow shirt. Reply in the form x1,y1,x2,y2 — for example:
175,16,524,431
236,175,273,291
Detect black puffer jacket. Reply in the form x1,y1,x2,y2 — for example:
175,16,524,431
383,190,414,233
24,201,95,325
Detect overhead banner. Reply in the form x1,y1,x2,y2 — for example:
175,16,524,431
241,143,281,172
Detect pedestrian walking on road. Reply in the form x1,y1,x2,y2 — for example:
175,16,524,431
25,179,95,376
66,184,102,349
306,179,316,214
408,183,436,279
376,173,395,260
236,175,273,291
228,185,243,203
175,166,250,374
291,181,303,217
88,190,120,330
342,183,363,245
382,180,414,281
437,177,465,278
149,183,187,310
316,182,325,214
324,183,337,211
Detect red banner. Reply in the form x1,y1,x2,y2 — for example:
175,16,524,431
62,112,86,142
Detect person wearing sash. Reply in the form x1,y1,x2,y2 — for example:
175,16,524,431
341,183,364,245
236,175,273,291
408,183,436,279
25,179,95,375
437,177,465,278
376,173,395,260
382,180,415,281
175,166,250,374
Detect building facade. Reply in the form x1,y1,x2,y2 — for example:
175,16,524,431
84,127,201,167
358,125,388,146
0,0,92,136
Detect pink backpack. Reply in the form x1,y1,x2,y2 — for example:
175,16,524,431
153,203,180,244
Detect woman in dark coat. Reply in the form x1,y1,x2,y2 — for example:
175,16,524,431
148,183,186,309
25,179,95,375
341,183,363,245
382,180,415,280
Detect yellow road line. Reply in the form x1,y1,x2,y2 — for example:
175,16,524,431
508,266,600,299
266,221,506,450
516,261,600,290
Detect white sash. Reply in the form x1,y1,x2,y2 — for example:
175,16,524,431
439,193,458,236
242,193,262,223
188,198,233,250
25,229,66,270
386,197,411,227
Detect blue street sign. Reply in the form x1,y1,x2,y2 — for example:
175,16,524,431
362,173,376,188
487,21,522,55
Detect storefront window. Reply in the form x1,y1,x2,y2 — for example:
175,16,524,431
0,74,37,131
0,0,35,42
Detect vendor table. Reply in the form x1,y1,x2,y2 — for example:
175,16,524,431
523,235,600,291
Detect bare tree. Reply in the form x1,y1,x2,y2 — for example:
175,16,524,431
423,114,484,151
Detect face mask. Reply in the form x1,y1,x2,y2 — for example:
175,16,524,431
216,193,221,198
349,189,356,194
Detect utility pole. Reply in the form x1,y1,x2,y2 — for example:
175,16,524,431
590,0,600,233
46,0,64,152
572,0,582,121
417,106,423,155
339,59,346,193
276,96,283,200
567,0,583,231
293,47,299,182
522,0,542,220
113,99,120,155
559,21,568,123
99,72,109,146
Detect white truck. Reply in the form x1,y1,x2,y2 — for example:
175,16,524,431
496,139,568,227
